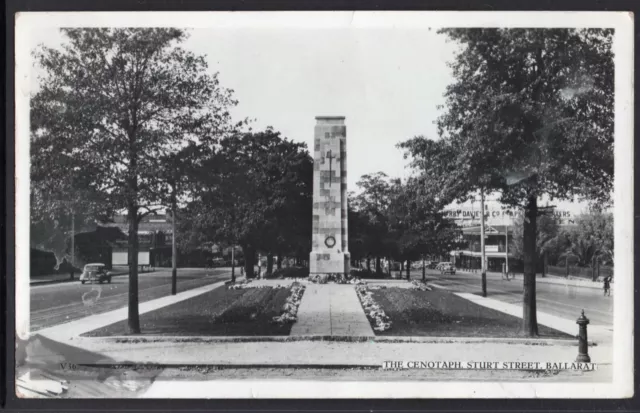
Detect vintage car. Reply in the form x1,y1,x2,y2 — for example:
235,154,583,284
435,262,450,271
80,263,112,284
440,263,456,275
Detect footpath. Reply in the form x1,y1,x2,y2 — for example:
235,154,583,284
291,283,373,336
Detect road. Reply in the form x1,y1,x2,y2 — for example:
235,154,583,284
410,269,613,327
30,267,231,331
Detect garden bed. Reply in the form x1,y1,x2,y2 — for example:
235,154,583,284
357,286,572,339
83,283,305,337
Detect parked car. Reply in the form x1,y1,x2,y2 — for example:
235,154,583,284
435,262,449,271
440,263,456,275
208,258,225,267
427,261,439,269
80,263,112,284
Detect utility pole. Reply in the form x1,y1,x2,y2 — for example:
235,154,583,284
231,245,236,283
480,190,487,297
505,223,509,275
171,192,177,295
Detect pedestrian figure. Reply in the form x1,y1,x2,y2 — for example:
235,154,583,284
603,275,612,296
240,266,244,277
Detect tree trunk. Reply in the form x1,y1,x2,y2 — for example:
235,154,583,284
127,203,140,334
267,253,274,276
376,257,381,274
406,260,411,280
171,194,177,295
366,258,371,272
277,253,282,270
522,196,539,337
243,245,255,279
422,256,426,281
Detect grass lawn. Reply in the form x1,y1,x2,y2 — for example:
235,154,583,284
84,285,297,337
367,287,572,338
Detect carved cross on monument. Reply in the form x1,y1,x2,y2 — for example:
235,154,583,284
326,149,335,187
323,196,341,215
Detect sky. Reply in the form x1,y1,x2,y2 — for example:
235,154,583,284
27,24,591,215
28,26,457,191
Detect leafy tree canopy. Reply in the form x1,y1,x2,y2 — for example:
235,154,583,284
180,128,313,276
400,28,614,208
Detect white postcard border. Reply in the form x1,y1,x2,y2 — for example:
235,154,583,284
14,11,634,399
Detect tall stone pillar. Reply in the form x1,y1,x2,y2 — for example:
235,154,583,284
309,116,350,276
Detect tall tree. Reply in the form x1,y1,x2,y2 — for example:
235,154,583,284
155,142,211,294
31,28,238,333
387,177,465,279
182,129,313,278
401,28,613,336
30,134,113,266
351,173,393,273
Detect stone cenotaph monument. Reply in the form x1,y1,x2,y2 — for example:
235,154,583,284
309,116,350,276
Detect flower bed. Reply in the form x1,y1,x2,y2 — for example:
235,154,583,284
355,284,392,332
308,273,368,284
409,280,432,291
366,287,572,338
83,284,297,336
271,283,306,325
309,273,351,284
228,280,287,290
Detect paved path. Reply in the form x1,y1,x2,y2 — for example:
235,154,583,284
45,336,611,367
291,284,374,337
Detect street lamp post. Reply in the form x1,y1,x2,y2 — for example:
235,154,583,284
505,223,509,275
231,245,236,283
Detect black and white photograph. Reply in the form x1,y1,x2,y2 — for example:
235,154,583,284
13,11,633,399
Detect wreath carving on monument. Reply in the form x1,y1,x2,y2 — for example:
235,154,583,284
324,236,336,248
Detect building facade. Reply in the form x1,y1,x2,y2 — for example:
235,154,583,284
452,224,516,272
103,214,173,267
444,201,579,272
